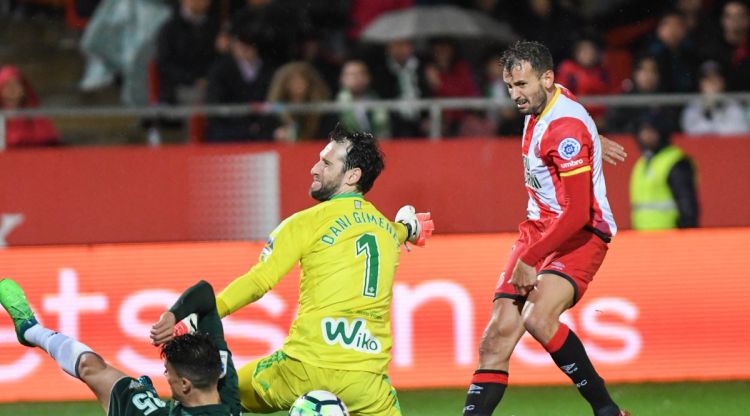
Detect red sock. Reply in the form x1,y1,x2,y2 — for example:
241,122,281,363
544,322,571,353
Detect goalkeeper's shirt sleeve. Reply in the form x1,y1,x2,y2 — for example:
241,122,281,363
393,222,409,244
216,213,308,318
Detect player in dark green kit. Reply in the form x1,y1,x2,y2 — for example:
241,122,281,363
0,278,240,416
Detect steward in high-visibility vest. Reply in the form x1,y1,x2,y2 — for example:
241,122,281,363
629,115,699,230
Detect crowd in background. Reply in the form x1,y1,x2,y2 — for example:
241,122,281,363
2,0,750,145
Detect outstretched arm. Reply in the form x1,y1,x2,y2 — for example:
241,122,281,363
169,280,216,322
150,280,242,414
150,280,216,345
217,213,307,318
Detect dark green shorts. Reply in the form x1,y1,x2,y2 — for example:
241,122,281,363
108,376,169,416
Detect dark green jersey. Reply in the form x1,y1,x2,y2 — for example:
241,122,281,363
108,376,239,416
196,307,241,416
108,281,240,416
169,402,233,416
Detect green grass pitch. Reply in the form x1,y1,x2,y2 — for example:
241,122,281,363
0,381,747,415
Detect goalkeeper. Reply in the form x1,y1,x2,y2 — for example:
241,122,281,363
152,124,434,416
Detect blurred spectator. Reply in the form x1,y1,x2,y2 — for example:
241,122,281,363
298,31,342,94
630,110,699,230
510,0,584,64
584,0,663,27
205,25,275,142
641,10,699,92
266,62,337,141
371,39,432,138
348,0,413,40
606,55,679,133
336,59,391,138
676,0,720,58
231,0,309,65
556,35,613,127
707,0,750,91
297,0,350,65
0,66,60,147
480,48,522,136
72,0,102,21
680,60,750,135
155,0,219,105
78,0,172,106
467,0,505,22
425,37,481,137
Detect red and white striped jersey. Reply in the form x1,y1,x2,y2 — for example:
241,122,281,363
521,85,617,237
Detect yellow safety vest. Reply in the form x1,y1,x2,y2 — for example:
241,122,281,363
630,145,687,230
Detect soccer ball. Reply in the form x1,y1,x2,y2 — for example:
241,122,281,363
288,390,349,416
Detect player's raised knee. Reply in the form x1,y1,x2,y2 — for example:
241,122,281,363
76,352,107,379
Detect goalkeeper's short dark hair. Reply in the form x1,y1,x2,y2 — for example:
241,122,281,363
161,332,221,390
329,123,385,194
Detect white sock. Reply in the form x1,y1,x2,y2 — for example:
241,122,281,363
24,324,93,378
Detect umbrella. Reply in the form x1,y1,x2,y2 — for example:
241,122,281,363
360,5,518,43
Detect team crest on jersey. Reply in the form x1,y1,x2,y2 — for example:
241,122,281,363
558,138,582,160
260,237,274,262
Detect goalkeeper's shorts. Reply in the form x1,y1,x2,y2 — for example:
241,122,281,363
238,350,401,416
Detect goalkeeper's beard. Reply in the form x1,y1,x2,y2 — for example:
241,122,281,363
310,177,343,202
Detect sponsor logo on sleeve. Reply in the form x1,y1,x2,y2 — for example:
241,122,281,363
260,237,274,262
558,138,582,160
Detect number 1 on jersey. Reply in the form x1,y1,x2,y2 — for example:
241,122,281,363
356,233,380,298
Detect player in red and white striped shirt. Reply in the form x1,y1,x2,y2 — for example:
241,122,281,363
463,41,629,416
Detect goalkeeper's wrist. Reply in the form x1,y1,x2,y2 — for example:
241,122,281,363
399,221,415,242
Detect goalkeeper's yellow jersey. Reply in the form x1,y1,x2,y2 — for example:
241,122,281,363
216,193,408,374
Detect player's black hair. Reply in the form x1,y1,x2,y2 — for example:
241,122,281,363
161,333,221,390
500,40,554,76
329,123,385,194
